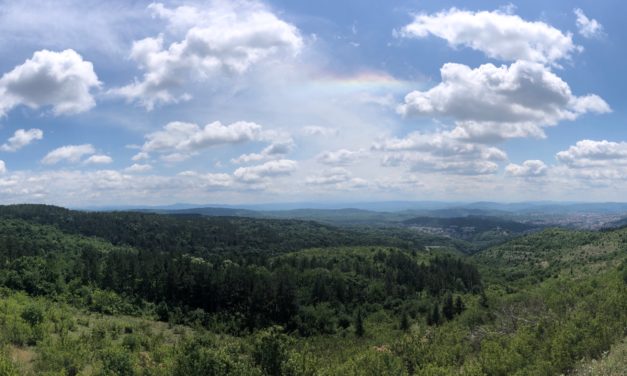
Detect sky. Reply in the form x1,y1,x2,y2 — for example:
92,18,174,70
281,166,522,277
0,0,625,206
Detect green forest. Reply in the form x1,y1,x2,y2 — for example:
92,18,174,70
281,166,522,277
0,204,624,375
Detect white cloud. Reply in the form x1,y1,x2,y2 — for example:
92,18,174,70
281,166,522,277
505,160,547,177
232,139,295,164
0,128,43,152
142,120,262,154
316,149,362,166
448,122,546,144
0,168,249,205
306,167,352,185
305,167,368,189
556,140,627,168
303,126,339,137
262,139,295,155
233,159,297,183
574,9,604,39
124,163,152,173
41,144,95,165
398,61,610,143
373,131,507,159
382,152,501,175
0,49,100,116
398,8,579,64
373,130,507,175
132,151,149,161
160,153,190,163
231,153,265,164
112,1,303,109
548,140,627,186
0,160,5,174
177,170,232,188
84,154,113,165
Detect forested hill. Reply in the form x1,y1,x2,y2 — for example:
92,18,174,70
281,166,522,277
0,204,485,374
403,215,535,233
0,204,624,374
0,204,468,256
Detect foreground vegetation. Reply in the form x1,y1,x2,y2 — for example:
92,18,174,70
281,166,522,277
0,204,624,374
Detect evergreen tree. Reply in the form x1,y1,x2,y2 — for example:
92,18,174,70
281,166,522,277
400,312,410,332
454,296,465,315
442,293,455,321
479,291,489,308
427,303,440,326
355,309,365,337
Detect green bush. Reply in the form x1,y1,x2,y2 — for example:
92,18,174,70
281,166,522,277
172,337,260,376
0,354,19,376
252,327,292,376
21,304,45,326
337,349,407,376
100,347,136,376
36,337,87,376
296,304,337,336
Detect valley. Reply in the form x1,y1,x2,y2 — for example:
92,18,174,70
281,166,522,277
0,204,623,375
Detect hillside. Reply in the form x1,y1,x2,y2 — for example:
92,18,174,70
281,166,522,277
0,205,624,374
403,215,539,249
472,228,624,285
0,204,470,256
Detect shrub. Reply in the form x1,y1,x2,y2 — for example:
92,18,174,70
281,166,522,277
0,354,19,376
172,337,260,376
100,347,136,376
252,327,292,376
21,304,45,326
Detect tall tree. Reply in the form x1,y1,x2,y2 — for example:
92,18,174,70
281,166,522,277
355,309,365,337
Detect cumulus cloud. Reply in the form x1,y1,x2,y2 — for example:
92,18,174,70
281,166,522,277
177,170,233,188
448,122,546,144
306,167,368,189
0,128,43,152
84,154,113,165
41,144,95,165
112,1,303,109
574,9,604,39
547,140,627,185
233,159,297,183
373,131,507,160
231,139,295,164
142,121,262,156
0,49,100,116
0,169,239,205
398,61,610,143
132,151,149,161
124,163,152,173
302,126,339,137
316,149,362,166
556,140,627,168
231,153,265,164
382,152,501,175
0,160,5,174
373,130,507,175
398,8,579,64
505,160,547,177
160,153,190,163
262,139,295,156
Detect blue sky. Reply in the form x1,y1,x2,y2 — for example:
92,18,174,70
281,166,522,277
0,0,625,205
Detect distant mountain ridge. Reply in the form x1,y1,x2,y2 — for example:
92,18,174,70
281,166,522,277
77,200,627,215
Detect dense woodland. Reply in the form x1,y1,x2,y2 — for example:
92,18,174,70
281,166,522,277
0,204,624,375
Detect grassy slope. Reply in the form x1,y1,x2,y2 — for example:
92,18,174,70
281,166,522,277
0,210,625,374
572,337,627,376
